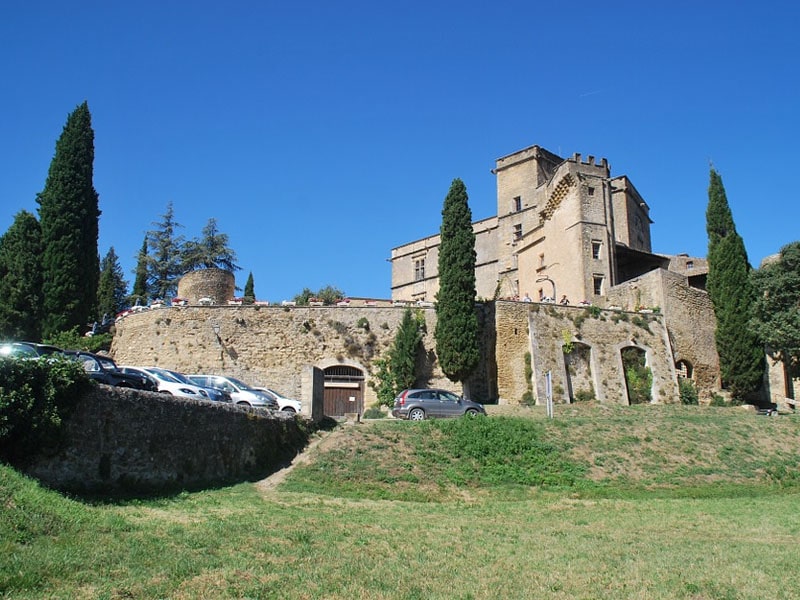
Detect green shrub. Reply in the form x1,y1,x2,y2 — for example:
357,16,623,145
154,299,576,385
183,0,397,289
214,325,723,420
710,394,727,407
0,357,91,464
356,317,370,331
361,406,385,419
574,388,595,402
45,327,112,353
520,391,535,406
679,378,699,405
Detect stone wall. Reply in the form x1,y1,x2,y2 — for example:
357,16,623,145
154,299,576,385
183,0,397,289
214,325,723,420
111,305,461,405
494,300,679,405
606,269,719,399
23,386,309,495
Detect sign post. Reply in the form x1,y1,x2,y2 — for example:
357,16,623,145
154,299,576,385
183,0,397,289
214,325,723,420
545,370,553,419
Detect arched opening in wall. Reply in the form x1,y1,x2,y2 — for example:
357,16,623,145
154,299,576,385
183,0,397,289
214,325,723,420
621,346,651,405
563,342,595,402
675,360,693,380
323,365,365,417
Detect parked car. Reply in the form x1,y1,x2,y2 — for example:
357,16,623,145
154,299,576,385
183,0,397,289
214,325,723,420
160,369,232,403
391,388,486,421
0,341,64,359
253,387,302,414
187,374,278,409
64,351,157,391
119,366,211,400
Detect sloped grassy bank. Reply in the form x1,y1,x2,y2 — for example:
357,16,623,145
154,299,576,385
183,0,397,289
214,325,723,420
282,404,800,501
2,405,799,599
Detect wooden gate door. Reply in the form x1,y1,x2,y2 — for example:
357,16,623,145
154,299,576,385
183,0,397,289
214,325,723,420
323,366,364,416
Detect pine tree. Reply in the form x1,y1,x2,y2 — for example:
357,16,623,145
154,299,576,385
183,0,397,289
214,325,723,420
0,210,43,340
705,168,765,401
96,247,128,320
146,202,185,300
182,218,240,272
131,237,149,305
434,178,479,387
243,271,255,304
36,102,101,336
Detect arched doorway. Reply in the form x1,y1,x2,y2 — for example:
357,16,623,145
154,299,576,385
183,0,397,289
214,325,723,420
323,365,365,416
563,342,595,402
621,346,652,405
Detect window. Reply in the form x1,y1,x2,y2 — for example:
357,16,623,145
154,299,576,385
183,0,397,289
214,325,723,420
414,258,425,281
587,187,595,196
591,240,602,259
538,253,545,269
686,260,694,270
513,196,522,212
592,275,604,296
513,224,522,241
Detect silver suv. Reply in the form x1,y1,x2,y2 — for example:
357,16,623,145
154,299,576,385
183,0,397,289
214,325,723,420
391,388,486,420
187,375,277,409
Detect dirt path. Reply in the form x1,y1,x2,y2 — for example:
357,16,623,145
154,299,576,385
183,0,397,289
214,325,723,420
254,423,351,494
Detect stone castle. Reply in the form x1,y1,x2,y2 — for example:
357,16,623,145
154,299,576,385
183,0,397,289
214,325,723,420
111,143,794,414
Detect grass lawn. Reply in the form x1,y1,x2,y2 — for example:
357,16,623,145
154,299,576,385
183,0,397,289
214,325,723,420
2,404,799,599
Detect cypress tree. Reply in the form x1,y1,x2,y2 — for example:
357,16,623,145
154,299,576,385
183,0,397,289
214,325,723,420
0,210,43,340
705,168,765,401
36,102,101,337
131,237,149,305
434,178,479,387
391,308,424,392
96,247,128,320
243,272,255,304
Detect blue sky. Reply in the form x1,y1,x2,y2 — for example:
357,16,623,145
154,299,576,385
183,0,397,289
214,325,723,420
1,1,797,302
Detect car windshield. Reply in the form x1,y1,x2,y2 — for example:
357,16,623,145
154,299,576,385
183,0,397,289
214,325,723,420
226,377,252,390
96,356,118,371
147,368,181,383
165,370,193,384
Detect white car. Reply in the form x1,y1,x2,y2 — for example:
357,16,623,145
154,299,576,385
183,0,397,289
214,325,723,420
119,366,210,400
254,387,302,414
188,375,277,410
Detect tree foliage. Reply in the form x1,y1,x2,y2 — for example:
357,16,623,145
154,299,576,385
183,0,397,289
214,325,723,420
243,272,255,304
131,237,149,305
0,211,43,340
36,102,101,337
96,247,128,320
750,242,800,368
293,285,344,305
145,202,185,300
370,309,425,407
705,169,764,401
434,178,479,385
182,218,240,272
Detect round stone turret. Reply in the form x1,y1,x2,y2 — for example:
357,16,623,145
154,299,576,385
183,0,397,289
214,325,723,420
177,268,235,305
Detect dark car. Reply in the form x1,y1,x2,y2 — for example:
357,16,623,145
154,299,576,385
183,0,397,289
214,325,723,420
0,341,64,359
391,388,486,421
64,351,157,391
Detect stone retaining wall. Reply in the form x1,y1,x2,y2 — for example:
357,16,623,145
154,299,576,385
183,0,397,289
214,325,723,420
23,386,309,495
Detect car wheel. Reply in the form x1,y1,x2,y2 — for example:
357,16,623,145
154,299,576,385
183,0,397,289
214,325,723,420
281,407,297,414
237,401,251,406
408,408,425,421
465,408,480,417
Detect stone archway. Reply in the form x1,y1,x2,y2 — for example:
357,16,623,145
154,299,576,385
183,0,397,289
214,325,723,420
563,342,595,402
323,365,365,417
621,346,652,405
